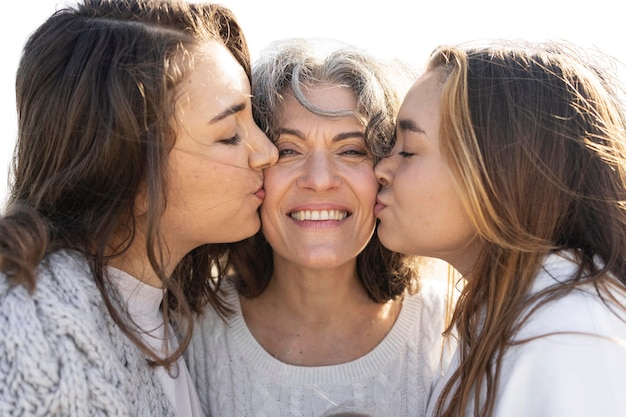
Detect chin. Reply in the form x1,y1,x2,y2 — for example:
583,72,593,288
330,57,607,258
377,235,407,255
233,218,261,241
376,228,394,249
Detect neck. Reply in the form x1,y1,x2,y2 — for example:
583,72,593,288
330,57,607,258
265,259,368,323
107,229,179,289
239,259,403,366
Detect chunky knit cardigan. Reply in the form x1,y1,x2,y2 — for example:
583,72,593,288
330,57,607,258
187,278,453,417
0,250,176,417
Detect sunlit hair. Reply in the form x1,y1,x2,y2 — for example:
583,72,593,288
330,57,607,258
2,0,250,370
252,37,415,159
427,40,626,417
228,37,421,302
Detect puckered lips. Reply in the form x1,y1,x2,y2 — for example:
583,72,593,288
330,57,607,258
374,196,387,217
253,178,266,201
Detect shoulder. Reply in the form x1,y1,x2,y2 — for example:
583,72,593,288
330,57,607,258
194,279,239,331
404,268,458,371
188,279,240,364
497,320,626,416
22,249,95,297
186,280,245,412
402,269,454,327
493,253,626,415
521,251,626,338
405,275,453,323
411,258,455,309
0,248,100,340
1,248,90,287
402,276,455,356
1,249,96,314
0,250,139,414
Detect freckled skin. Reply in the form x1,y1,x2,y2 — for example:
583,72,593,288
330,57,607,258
375,71,480,274
159,41,277,258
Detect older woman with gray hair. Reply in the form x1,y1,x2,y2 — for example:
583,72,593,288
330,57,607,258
187,38,454,417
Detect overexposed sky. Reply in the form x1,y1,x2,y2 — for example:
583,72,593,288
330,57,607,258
1,0,624,206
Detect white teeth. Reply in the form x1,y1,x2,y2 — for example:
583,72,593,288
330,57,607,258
290,209,348,221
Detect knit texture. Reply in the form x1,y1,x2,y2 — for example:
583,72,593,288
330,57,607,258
186,279,452,417
0,250,176,417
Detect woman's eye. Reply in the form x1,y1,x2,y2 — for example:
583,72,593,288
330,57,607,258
278,148,299,158
399,151,414,158
219,134,241,145
340,149,368,157
338,145,373,162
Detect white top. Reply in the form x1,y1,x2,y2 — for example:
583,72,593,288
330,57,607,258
425,251,626,417
186,278,454,417
109,266,205,417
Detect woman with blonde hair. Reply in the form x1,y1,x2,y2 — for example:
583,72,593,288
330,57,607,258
375,40,626,417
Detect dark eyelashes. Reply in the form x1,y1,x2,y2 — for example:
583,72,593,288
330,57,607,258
342,149,368,156
277,148,369,158
220,134,241,145
278,148,297,157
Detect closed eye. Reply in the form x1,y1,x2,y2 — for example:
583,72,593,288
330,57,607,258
399,151,414,157
219,134,241,145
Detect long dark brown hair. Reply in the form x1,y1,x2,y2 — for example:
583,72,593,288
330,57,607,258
2,0,251,369
429,41,626,416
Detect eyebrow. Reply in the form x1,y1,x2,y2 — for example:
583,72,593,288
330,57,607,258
209,102,246,124
278,128,365,142
398,118,426,134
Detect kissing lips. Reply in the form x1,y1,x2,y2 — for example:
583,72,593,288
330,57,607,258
374,198,386,217
255,187,266,200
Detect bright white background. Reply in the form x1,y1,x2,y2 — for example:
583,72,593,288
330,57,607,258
1,0,624,207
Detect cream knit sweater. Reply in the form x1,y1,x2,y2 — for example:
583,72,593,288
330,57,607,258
187,279,453,417
0,250,175,417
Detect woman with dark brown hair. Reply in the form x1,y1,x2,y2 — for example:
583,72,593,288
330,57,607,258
0,0,277,415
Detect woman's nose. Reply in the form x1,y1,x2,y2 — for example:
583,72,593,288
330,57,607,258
296,151,342,191
375,156,394,187
248,126,278,170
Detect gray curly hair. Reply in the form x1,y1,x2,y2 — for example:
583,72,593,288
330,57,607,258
251,37,416,159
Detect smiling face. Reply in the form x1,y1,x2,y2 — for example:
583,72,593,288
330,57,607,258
159,40,278,257
374,71,480,275
260,84,378,271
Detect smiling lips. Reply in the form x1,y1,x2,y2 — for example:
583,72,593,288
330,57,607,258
289,209,349,221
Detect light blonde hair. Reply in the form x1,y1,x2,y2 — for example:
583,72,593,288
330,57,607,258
428,40,626,417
